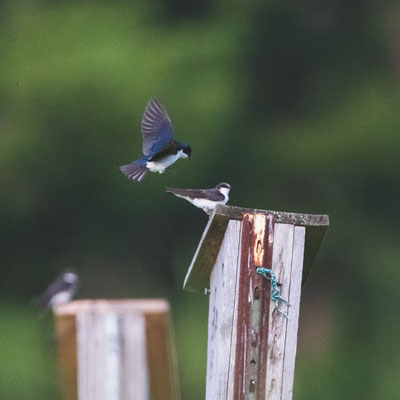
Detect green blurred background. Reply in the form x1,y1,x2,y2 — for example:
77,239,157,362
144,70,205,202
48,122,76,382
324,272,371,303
1,1,399,398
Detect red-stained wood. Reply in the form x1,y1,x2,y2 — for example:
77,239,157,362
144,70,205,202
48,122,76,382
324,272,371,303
184,206,329,293
233,213,274,399
188,207,328,400
55,313,78,400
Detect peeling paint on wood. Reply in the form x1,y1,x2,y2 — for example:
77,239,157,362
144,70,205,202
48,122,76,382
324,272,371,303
233,213,274,400
183,206,328,293
202,213,312,399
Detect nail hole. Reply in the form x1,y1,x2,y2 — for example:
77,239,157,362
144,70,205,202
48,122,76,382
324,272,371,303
250,359,256,365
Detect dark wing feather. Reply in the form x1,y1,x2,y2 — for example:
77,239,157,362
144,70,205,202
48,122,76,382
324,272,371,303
148,140,180,161
141,97,174,156
165,188,225,201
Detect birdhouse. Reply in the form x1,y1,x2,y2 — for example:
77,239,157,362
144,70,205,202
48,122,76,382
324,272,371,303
54,299,180,400
184,205,329,400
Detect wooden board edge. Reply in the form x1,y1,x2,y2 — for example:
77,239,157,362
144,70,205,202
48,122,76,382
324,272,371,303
183,213,230,292
54,313,78,400
215,205,329,227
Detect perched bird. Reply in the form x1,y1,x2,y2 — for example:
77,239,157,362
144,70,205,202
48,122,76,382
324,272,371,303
120,97,192,182
165,182,231,215
34,269,79,310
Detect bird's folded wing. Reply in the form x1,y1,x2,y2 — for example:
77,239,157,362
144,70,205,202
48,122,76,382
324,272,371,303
148,141,180,161
34,278,69,308
166,188,225,201
141,97,174,156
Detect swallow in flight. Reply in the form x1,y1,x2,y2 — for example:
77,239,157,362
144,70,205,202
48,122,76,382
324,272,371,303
120,97,191,182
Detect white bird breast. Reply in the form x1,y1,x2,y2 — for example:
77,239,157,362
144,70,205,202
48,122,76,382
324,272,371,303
50,291,72,306
190,198,227,210
146,149,188,173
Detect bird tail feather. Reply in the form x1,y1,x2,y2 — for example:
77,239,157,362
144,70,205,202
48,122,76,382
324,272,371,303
120,160,148,182
32,292,50,310
165,188,189,198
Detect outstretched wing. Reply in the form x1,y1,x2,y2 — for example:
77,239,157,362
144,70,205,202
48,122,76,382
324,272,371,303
141,97,174,156
165,188,225,202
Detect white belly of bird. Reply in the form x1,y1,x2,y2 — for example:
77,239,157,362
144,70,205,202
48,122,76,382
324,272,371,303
49,291,72,307
146,150,187,173
190,197,228,211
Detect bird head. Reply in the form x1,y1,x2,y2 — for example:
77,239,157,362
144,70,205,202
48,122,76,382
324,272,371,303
216,182,231,196
180,143,192,159
61,268,80,284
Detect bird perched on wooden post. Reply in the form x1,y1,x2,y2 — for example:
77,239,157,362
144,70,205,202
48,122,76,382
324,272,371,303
120,97,192,182
165,182,231,215
34,269,79,310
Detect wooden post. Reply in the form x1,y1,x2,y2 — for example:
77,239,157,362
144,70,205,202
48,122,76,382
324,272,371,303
184,205,329,400
54,299,180,400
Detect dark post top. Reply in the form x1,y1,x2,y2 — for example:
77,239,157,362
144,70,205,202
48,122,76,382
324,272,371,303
184,205,329,292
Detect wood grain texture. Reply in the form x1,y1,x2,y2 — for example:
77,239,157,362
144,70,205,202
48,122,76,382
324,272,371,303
54,300,179,400
233,213,274,400
281,226,305,400
265,223,294,398
184,206,329,292
206,220,242,400
203,219,308,400
214,205,329,227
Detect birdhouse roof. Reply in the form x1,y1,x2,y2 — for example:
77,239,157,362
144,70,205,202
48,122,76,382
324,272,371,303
183,205,329,292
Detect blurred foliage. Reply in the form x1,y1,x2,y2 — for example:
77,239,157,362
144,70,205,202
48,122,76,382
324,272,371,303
0,1,399,399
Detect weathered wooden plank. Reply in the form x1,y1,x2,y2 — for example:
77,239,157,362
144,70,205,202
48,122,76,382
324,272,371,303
184,206,329,293
202,214,321,399
76,311,123,400
214,205,329,227
121,312,149,400
54,300,179,400
198,207,326,400
206,220,242,400
233,214,274,400
265,223,294,398
281,226,305,400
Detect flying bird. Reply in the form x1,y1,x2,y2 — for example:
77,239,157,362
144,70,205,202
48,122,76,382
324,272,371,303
165,182,231,215
34,269,79,310
120,97,191,182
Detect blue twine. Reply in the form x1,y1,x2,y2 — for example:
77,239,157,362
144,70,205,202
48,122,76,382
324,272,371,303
256,267,290,318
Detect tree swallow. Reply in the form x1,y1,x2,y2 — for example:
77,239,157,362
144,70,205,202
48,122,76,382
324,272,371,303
120,97,192,182
35,269,79,309
165,182,231,215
